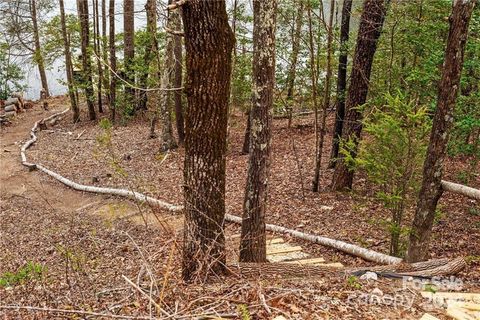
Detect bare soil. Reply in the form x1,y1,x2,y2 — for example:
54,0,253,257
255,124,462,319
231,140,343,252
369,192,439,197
0,96,479,319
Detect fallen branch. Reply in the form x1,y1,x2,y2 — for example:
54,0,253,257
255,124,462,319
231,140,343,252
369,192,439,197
0,305,159,320
231,257,466,279
441,180,480,200
225,214,402,265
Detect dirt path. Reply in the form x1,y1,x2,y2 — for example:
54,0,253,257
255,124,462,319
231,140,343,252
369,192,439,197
0,106,98,213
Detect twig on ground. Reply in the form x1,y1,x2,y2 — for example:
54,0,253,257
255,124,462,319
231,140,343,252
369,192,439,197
0,305,158,320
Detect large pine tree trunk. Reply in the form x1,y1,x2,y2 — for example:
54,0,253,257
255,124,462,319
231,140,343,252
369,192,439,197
312,0,335,192
173,12,185,145
329,0,353,168
331,0,387,191
31,0,50,97
78,0,97,120
109,0,116,122
407,0,476,263
59,0,79,123
285,0,304,101
181,0,235,281
123,0,136,112
239,0,277,263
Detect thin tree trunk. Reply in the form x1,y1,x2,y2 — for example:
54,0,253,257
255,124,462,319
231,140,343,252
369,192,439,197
312,0,335,192
181,0,235,281
31,0,50,97
407,0,476,263
285,0,304,101
93,0,103,112
59,0,79,123
173,10,185,145
78,0,97,120
331,0,387,191
239,0,277,263
329,0,353,168
109,0,116,122
102,0,109,106
241,111,251,155
123,0,136,112
138,0,156,111
307,4,319,189
159,2,178,152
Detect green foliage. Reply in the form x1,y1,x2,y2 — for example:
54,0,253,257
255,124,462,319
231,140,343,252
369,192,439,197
56,244,87,273
0,45,25,100
341,93,431,256
346,275,362,290
0,262,46,287
41,13,81,66
237,304,251,320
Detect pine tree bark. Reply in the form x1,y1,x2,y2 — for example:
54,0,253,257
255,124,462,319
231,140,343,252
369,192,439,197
78,0,97,120
138,0,156,111
93,0,103,113
159,3,178,152
31,0,50,97
406,0,476,263
102,0,109,106
123,0,136,112
331,0,387,191
109,0,116,122
285,0,304,101
59,0,79,122
329,0,353,168
181,0,235,281
239,0,277,263
312,0,335,192
173,11,185,145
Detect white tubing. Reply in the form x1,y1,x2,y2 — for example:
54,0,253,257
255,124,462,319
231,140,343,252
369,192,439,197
18,108,407,264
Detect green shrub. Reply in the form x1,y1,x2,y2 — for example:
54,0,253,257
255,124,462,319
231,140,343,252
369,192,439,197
0,262,46,287
341,92,431,257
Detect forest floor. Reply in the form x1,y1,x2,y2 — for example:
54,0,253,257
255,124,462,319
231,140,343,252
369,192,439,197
0,96,479,319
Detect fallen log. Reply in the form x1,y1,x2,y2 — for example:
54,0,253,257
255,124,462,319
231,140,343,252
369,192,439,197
225,214,402,265
441,180,480,200
231,257,466,279
4,105,16,112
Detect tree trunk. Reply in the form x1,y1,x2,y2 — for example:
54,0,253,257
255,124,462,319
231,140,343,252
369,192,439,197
407,0,476,263
102,0,109,106
109,0,116,122
329,0,352,168
138,0,156,111
181,0,235,281
285,0,304,101
159,3,178,152
307,3,319,190
331,0,387,191
31,0,50,97
312,0,335,192
93,0,103,113
59,0,79,123
239,0,277,263
78,0,97,120
173,12,185,145
241,111,251,155
123,0,136,112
